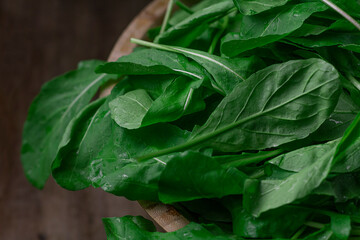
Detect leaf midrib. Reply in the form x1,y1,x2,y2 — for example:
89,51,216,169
137,76,337,161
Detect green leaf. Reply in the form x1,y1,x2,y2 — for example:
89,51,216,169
190,58,340,152
155,1,235,47
331,111,360,172
131,39,266,94
287,32,360,53
52,83,190,201
21,60,115,189
331,173,360,201
245,112,360,217
96,48,209,83
136,58,341,161
158,151,247,203
109,89,153,129
303,225,333,240
109,76,205,129
312,91,360,141
243,146,337,216
330,0,360,19
224,197,310,238
102,216,242,240
221,2,328,57
268,140,339,173
169,0,231,26
289,20,357,38
232,0,288,15
51,81,132,190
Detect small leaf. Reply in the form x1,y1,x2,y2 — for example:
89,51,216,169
221,2,328,57
155,1,235,47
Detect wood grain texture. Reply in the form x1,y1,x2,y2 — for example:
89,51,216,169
0,0,151,239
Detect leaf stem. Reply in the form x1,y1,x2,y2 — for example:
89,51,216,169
291,225,307,240
304,221,325,229
159,0,175,35
320,0,360,32
346,74,360,92
175,0,193,14
249,169,266,179
208,16,229,54
219,149,285,168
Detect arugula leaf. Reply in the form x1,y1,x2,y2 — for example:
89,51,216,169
244,112,360,217
155,1,235,47
312,91,360,141
221,2,328,57
232,0,288,15
243,146,337,216
330,173,360,201
287,32,360,53
190,58,340,152
158,151,247,203
103,216,242,240
331,112,360,172
224,197,310,238
21,60,115,189
268,140,339,173
109,76,205,129
52,83,190,201
131,39,266,94
136,58,340,161
96,48,209,81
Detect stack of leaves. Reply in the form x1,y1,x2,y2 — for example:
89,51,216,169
21,0,360,239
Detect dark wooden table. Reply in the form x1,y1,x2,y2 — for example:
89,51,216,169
0,0,152,239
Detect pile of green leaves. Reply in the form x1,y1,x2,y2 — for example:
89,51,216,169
21,0,360,239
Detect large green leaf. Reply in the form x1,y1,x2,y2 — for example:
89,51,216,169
158,151,247,203
232,0,288,15
190,58,340,152
244,113,360,217
103,216,242,240
155,1,235,47
109,75,205,129
52,82,190,201
221,2,328,57
21,60,115,189
243,146,337,216
137,58,340,161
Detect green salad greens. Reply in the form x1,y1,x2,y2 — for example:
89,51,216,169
21,0,360,239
